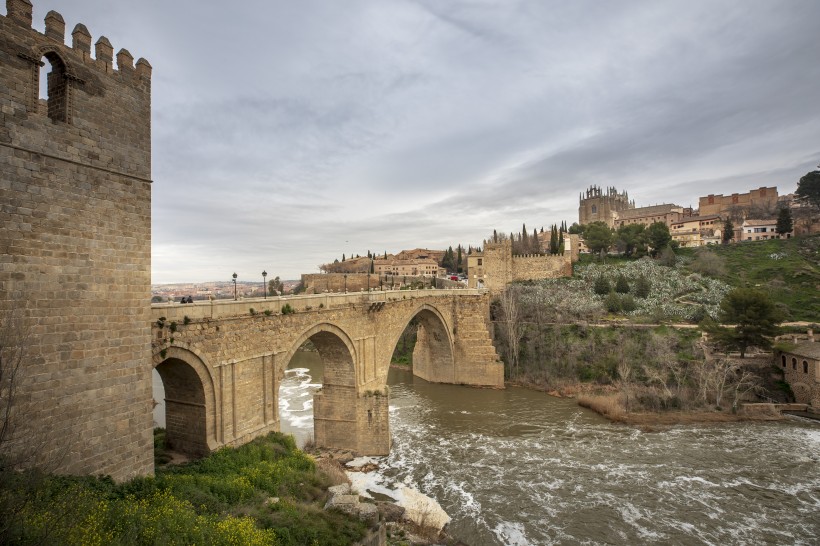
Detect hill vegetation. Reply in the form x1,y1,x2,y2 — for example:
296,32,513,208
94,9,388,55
677,235,820,322
1,433,366,545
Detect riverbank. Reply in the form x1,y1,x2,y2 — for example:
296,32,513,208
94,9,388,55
507,378,786,427
307,447,461,546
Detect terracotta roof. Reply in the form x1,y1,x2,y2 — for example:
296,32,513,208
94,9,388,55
786,342,820,360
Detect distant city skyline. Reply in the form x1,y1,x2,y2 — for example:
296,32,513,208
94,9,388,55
43,0,820,282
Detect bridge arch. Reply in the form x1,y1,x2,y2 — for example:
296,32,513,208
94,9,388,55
152,346,219,457
388,303,455,383
280,322,363,451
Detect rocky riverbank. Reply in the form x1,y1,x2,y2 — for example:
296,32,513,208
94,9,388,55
310,448,462,545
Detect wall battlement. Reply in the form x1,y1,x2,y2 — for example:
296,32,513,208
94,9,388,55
4,1,151,87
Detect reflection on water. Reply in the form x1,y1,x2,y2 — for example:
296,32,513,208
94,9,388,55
235,357,820,545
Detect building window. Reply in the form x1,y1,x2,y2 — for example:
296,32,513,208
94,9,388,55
477,258,482,266
792,358,797,370
782,355,786,368
804,361,809,374
591,205,597,214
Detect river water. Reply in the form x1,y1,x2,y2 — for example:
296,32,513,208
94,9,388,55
165,352,820,545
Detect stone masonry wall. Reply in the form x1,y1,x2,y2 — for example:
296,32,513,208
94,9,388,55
0,3,153,479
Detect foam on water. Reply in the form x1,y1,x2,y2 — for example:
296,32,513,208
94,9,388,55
280,366,820,545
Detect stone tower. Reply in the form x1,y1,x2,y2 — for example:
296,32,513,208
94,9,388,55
578,185,634,228
0,1,153,479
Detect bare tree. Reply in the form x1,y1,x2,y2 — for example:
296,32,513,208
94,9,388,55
498,286,523,378
0,303,31,469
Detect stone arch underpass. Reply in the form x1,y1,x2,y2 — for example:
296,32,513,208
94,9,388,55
150,289,502,458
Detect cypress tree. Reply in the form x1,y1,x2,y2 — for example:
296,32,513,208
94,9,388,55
558,230,565,255
342,254,345,262
549,225,558,254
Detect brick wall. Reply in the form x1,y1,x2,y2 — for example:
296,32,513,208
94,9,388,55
0,5,153,479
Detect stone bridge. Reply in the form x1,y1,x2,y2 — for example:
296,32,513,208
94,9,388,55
150,289,503,457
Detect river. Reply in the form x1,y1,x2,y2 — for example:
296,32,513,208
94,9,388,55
160,353,820,545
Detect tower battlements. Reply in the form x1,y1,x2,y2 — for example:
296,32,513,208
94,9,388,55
1,0,152,180
4,0,151,88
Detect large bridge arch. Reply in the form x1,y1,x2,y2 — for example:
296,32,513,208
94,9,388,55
387,303,455,384
278,322,388,452
152,346,219,457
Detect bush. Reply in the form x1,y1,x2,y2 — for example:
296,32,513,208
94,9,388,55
620,295,636,312
615,275,630,294
594,275,610,295
634,275,651,298
281,304,294,315
604,292,622,313
183,315,191,325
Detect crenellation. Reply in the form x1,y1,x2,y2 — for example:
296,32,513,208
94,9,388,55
6,0,32,27
95,35,113,69
71,23,91,57
135,57,152,80
43,9,63,42
116,48,133,71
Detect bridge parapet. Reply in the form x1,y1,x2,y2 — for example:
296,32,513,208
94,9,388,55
150,288,488,322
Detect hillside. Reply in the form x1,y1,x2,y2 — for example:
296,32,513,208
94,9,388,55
678,235,820,322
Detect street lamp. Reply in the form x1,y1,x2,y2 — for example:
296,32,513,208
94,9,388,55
344,274,347,294
262,270,267,299
232,272,238,300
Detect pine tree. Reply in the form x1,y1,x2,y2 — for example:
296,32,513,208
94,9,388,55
776,206,793,236
457,245,463,273
722,218,734,244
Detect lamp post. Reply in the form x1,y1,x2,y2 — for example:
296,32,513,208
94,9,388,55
344,274,347,294
232,272,237,300
262,270,267,299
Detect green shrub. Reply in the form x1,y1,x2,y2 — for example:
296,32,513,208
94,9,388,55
169,321,178,333
281,304,294,315
594,275,610,295
183,315,191,325
620,294,636,312
604,292,621,313
264,309,272,316
634,275,651,298
615,275,630,294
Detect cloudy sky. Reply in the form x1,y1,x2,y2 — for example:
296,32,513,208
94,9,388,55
32,1,820,282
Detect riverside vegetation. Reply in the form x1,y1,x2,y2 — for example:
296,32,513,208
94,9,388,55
492,235,820,421
0,432,367,545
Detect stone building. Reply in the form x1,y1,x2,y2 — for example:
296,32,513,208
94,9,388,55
373,258,440,277
613,204,691,229
578,185,634,228
670,214,723,247
0,2,153,479
466,239,572,291
698,187,778,219
778,339,820,406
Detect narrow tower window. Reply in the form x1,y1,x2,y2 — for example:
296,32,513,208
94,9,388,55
39,53,68,122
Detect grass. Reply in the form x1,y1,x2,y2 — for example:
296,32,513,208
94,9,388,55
678,235,820,322
1,432,367,545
